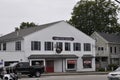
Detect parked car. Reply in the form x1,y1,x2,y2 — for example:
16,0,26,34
108,67,120,80
0,62,44,78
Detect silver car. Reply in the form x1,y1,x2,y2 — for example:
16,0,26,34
108,67,120,80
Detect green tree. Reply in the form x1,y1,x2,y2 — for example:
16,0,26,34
15,22,37,31
69,0,120,35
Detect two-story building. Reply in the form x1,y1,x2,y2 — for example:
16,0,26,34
0,21,95,72
91,32,120,69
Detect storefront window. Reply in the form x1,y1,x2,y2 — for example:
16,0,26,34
67,60,77,70
83,58,92,68
31,60,44,66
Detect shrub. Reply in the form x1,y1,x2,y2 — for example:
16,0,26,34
97,68,105,71
108,64,118,71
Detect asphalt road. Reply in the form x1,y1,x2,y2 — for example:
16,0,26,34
19,75,108,80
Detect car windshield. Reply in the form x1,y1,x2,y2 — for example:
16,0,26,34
115,67,120,71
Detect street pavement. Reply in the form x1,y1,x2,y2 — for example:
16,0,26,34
0,72,109,80
18,72,109,80
19,75,108,80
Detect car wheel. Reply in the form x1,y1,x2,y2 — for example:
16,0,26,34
35,71,41,77
17,72,21,78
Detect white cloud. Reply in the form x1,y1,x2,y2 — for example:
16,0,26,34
0,0,79,35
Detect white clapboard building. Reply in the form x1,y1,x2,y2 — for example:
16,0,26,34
0,21,95,72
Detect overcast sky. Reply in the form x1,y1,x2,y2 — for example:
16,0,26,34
0,0,79,35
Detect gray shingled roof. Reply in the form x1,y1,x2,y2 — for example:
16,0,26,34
97,32,120,43
0,21,62,42
28,54,78,59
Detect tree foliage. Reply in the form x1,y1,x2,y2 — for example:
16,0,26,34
115,0,120,4
69,0,120,35
15,22,37,31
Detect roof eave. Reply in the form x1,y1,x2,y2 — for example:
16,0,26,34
0,37,24,43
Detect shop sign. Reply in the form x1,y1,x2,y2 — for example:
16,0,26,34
67,60,76,64
83,60,91,64
53,36,74,41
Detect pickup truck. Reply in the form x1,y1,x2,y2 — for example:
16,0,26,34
0,62,44,78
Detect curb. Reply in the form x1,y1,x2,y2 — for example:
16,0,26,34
41,72,109,76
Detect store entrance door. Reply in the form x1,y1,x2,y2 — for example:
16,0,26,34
46,60,54,72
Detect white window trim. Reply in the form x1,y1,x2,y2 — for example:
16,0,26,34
66,59,77,71
29,59,45,66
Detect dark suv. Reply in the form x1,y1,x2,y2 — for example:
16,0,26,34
0,62,44,78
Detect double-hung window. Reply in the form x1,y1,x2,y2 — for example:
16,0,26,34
114,47,117,54
31,41,41,51
56,42,63,49
15,41,21,51
45,42,53,51
65,42,71,51
73,43,81,51
3,43,6,51
0,43,1,51
84,43,91,51
110,47,112,53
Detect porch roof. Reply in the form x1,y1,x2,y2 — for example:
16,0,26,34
28,54,78,59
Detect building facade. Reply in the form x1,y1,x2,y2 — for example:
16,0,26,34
0,21,95,72
91,32,120,69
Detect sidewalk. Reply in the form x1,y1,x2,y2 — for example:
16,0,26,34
42,71,109,76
